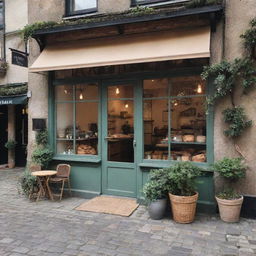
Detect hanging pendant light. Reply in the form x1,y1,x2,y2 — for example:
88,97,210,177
116,87,120,95
125,103,129,109
197,84,202,94
79,91,84,100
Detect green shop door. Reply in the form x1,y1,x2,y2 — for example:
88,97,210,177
102,81,139,197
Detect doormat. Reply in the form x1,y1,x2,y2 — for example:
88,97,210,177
75,196,139,217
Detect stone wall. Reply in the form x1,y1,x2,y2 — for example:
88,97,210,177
214,0,256,195
0,0,28,85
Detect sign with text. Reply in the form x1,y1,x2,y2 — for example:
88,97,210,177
10,48,28,67
0,95,27,105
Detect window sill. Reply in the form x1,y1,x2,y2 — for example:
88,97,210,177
63,10,99,20
53,155,101,163
139,160,212,171
131,0,189,8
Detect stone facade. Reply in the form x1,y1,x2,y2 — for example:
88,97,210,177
27,0,256,197
0,0,28,166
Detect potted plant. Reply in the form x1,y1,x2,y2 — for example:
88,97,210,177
31,146,54,169
142,168,169,220
212,157,246,223
167,162,202,224
5,140,17,168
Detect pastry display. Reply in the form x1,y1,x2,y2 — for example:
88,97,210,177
77,144,97,155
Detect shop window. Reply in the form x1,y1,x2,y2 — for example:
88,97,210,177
55,83,99,156
143,76,207,162
65,0,97,16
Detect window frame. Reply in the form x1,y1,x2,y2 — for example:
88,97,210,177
131,0,187,6
65,0,98,17
142,77,208,163
54,83,100,158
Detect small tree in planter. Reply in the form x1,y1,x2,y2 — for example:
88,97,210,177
31,146,53,169
0,59,8,76
166,162,203,224
31,129,53,169
142,168,169,220
212,157,247,222
5,140,17,168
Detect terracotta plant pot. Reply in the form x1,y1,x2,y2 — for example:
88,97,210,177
216,196,244,223
169,192,198,224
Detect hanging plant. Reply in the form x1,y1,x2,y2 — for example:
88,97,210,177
222,107,252,138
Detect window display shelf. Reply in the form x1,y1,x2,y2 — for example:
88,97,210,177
57,137,98,141
156,141,206,147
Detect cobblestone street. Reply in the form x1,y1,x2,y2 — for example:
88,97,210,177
0,168,256,256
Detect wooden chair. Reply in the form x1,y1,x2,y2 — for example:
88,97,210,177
49,164,71,200
29,165,41,200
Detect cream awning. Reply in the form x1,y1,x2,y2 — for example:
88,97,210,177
30,27,210,72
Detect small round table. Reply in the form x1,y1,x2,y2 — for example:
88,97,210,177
32,170,57,201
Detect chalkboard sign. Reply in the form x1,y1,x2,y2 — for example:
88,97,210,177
32,119,46,131
10,48,28,67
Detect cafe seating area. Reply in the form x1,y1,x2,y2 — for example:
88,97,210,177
29,164,72,201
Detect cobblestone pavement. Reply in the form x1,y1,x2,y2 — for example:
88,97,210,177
0,168,256,256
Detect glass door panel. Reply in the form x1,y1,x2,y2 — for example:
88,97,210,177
107,85,134,163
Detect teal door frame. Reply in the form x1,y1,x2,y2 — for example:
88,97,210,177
101,79,141,197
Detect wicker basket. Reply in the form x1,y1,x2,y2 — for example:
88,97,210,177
169,192,198,224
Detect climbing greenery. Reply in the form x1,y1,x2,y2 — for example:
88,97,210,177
202,58,256,106
241,18,256,57
202,18,256,139
222,107,252,138
20,6,155,43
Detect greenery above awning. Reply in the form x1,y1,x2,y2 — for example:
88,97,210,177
0,83,28,96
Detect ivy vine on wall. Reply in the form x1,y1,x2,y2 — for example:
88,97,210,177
202,18,256,144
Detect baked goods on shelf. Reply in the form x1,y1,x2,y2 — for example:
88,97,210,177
77,144,97,155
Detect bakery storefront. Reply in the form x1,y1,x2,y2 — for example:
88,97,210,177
30,7,222,213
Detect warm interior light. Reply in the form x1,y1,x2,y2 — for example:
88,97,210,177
79,92,83,100
125,103,129,108
174,102,178,106
152,80,154,82
197,84,202,94
64,89,68,94
116,87,120,95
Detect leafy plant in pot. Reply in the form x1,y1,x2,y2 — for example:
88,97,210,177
142,168,169,220
166,162,202,224
212,157,247,223
4,140,17,168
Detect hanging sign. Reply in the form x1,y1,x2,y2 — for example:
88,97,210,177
10,48,29,67
0,95,27,105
